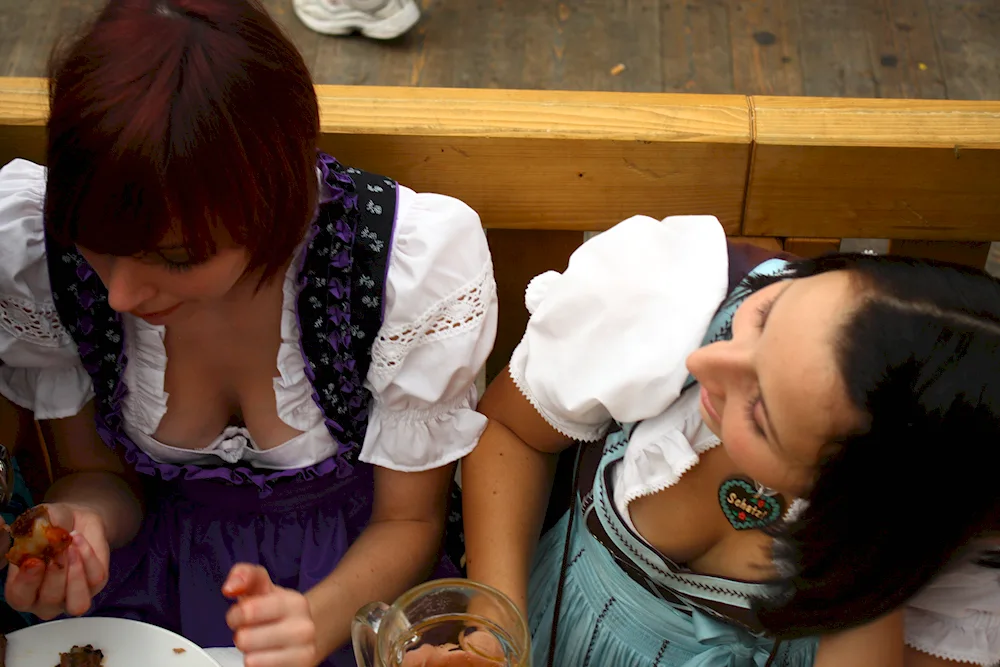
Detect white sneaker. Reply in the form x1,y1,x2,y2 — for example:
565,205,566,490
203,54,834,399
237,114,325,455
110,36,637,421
292,0,421,39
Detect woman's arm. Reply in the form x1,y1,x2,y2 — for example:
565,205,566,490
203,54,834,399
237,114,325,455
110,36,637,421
2,395,143,618
462,369,575,614
813,611,905,667
903,648,969,667
37,400,143,547
819,614,976,667
0,394,143,547
305,463,456,658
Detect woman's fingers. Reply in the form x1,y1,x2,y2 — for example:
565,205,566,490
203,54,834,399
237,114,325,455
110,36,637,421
400,643,507,667
227,592,297,631
242,646,315,667
5,545,101,619
460,630,504,660
400,645,438,667
72,532,108,592
41,503,76,532
33,553,70,620
4,558,44,610
64,547,94,616
223,563,274,600
233,616,316,653
0,505,110,619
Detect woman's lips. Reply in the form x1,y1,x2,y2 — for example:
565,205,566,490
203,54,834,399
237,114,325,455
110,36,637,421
133,303,181,323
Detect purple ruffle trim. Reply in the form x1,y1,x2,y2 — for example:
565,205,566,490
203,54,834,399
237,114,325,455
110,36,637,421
98,419,347,497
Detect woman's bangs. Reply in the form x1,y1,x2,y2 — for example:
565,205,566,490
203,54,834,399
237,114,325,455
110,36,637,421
54,154,223,263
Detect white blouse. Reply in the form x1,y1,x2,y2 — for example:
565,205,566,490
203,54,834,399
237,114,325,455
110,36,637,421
0,158,498,473
509,213,1000,665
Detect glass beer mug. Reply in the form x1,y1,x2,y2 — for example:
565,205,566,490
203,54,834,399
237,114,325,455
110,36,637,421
351,579,530,667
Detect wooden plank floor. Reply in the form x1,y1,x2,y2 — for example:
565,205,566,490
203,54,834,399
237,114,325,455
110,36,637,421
0,0,996,100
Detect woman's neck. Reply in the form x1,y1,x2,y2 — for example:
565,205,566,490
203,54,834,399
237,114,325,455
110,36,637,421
171,258,293,334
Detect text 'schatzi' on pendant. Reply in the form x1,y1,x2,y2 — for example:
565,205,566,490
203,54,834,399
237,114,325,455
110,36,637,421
718,478,784,531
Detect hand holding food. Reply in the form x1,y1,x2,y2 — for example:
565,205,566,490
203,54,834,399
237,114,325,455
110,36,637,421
4,504,110,620
6,505,72,567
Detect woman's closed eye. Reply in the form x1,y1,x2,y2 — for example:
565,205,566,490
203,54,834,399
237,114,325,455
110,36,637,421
141,248,202,273
755,298,777,330
753,281,794,331
159,257,197,273
746,394,767,438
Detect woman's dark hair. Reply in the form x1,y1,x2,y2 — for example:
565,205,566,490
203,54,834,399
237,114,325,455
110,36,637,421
44,0,320,283
747,253,1000,638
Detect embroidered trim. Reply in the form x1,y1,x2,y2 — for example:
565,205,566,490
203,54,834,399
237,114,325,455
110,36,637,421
594,484,767,603
507,355,606,443
0,295,72,348
903,636,990,666
619,401,724,507
369,261,496,379
621,447,702,508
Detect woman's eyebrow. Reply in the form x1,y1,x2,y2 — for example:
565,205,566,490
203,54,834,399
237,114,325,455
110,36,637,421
758,394,786,452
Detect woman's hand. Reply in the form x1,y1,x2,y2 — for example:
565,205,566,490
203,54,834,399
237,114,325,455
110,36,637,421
401,644,504,667
401,628,506,666
4,503,110,619
224,564,318,667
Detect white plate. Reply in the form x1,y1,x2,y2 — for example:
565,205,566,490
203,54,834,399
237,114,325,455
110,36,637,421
5,617,223,667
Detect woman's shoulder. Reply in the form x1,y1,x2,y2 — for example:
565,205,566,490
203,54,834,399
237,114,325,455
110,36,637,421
0,159,93,419
904,551,1000,666
385,184,489,301
0,159,46,215
375,183,494,352
508,215,730,439
0,158,47,242
0,159,59,314
356,184,498,473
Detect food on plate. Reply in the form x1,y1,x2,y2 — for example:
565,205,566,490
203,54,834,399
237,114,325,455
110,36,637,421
5,506,72,567
57,644,105,667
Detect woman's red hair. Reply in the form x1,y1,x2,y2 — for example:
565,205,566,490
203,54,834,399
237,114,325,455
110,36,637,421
45,0,320,282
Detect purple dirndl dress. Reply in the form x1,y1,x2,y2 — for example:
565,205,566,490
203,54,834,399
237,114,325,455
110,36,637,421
44,154,459,666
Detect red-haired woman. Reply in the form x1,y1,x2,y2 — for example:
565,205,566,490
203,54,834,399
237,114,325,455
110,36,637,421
0,2,496,666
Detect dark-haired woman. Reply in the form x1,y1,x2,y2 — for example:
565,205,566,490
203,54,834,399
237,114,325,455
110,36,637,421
462,215,1000,666
0,2,496,666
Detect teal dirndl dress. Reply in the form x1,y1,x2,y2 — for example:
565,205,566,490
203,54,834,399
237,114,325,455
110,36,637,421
528,259,819,667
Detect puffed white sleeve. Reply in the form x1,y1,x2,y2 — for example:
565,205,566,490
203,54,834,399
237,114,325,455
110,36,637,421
905,553,1000,666
359,185,498,472
508,215,729,443
0,159,94,419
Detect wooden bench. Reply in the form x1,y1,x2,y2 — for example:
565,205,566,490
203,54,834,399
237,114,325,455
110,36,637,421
2,76,1000,498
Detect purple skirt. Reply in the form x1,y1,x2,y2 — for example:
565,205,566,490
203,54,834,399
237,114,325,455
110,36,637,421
88,464,374,667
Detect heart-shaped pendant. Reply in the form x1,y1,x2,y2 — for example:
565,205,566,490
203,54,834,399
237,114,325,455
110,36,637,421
718,478,783,531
